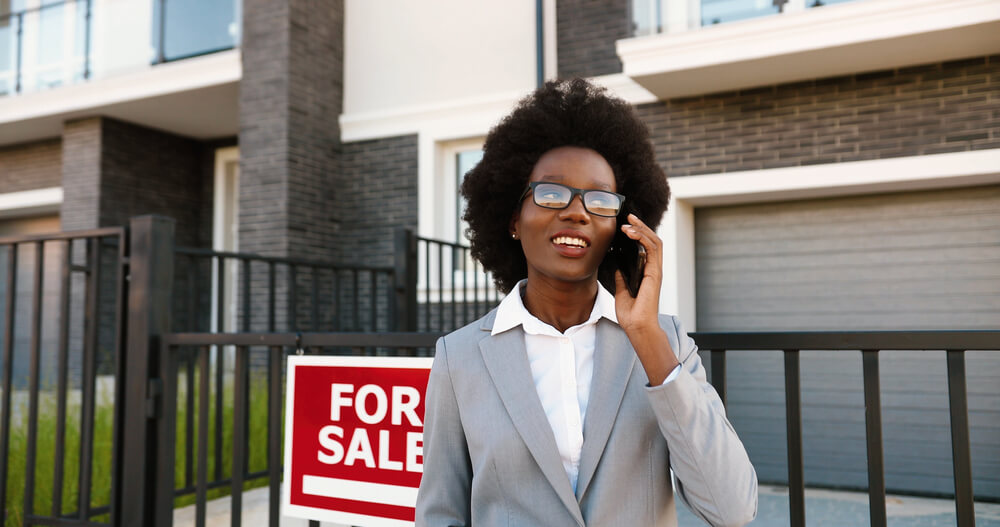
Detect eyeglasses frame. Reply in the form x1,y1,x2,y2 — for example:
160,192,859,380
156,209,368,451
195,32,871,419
519,181,626,217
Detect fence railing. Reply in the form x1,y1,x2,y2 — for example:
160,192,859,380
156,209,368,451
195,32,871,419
394,229,501,333
0,226,127,527
690,331,999,527
4,216,994,527
173,247,396,334
154,331,443,527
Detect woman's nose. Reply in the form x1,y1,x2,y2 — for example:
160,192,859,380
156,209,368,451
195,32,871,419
558,195,590,222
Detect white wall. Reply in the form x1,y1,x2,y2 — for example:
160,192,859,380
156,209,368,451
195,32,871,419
344,0,538,117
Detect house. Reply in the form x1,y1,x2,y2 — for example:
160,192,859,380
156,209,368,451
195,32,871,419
0,0,997,502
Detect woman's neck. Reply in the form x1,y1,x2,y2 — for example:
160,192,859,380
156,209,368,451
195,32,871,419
521,277,599,333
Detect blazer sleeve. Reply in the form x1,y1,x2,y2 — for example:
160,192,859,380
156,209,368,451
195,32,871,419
415,336,473,527
644,315,758,527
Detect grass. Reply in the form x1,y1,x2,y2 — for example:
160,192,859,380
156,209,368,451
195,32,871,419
2,363,280,527
172,364,283,509
2,391,115,527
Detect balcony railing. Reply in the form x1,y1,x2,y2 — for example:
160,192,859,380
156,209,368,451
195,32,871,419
0,0,241,97
630,0,861,35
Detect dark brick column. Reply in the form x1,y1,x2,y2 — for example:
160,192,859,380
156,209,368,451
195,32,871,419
239,0,343,333
239,0,343,261
557,0,631,79
338,135,418,267
61,118,103,232
59,117,207,245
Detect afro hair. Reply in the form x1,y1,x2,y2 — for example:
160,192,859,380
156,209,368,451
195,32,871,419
461,78,670,293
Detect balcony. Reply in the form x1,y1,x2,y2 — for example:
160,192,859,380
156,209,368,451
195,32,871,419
618,0,1000,99
0,0,241,147
0,0,240,97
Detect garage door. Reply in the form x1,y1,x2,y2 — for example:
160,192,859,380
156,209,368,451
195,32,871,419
694,185,1000,499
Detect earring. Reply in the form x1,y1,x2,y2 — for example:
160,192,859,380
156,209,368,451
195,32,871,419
511,233,518,240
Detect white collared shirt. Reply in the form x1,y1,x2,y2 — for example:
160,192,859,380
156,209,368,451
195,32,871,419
491,279,680,492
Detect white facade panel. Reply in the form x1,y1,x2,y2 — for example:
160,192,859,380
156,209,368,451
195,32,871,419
344,0,537,117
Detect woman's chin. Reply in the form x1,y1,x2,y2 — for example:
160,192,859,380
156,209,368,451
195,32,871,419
530,268,600,287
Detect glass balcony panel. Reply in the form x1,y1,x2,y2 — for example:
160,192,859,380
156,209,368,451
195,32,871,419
808,0,859,6
31,3,67,91
14,1,88,94
1,0,241,98
71,0,86,82
701,0,779,26
90,0,153,78
0,14,19,96
159,0,240,62
631,0,661,36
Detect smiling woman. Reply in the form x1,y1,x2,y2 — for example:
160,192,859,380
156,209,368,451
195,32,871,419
512,147,619,293
416,79,758,527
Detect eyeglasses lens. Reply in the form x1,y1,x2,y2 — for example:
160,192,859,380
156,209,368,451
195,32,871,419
532,183,621,217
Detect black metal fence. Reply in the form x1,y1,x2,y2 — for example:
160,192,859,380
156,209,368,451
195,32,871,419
154,332,441,527
692,331,999,527
173,247,396,334
0,227,127,527
394,229,502,333
2,216,996,527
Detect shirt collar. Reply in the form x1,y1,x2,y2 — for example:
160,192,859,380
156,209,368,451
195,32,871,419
491,278,618,336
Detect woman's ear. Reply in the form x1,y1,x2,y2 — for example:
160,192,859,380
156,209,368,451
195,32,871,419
509,215,519,240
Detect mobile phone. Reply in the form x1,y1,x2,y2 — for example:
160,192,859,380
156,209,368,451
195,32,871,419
614,219,647,298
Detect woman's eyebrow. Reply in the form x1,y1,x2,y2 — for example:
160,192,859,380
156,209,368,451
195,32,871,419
538,174,613,190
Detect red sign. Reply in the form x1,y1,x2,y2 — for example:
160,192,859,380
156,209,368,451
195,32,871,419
283,355,433,526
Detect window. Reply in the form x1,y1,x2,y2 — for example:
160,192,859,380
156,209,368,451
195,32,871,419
418,139,500,315
631,0,663,36
454,148,483,244
435,139,483,243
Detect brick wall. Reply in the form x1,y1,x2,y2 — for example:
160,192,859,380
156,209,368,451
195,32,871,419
99,118,207,246
239,0,344,334
239,0,343,261
637,56,1000,178
557,0,630,79
60,117,209,246
61,118,102,231
0,139,62,193
337,135,418,267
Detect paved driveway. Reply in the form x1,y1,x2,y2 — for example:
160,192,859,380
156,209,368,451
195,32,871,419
678,485,1000,527
175,483,1000,526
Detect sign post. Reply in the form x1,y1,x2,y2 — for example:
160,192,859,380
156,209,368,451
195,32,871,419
283,355,433,526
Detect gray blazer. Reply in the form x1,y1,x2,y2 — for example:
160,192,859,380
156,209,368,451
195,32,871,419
416,311,757,527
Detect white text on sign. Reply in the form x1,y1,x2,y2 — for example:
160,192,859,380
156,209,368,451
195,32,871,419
317,383,424,473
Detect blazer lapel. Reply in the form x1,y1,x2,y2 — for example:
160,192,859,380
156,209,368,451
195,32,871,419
478,325,586,527
575,319,636,500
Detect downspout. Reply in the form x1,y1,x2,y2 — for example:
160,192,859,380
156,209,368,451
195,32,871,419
536,0,544,87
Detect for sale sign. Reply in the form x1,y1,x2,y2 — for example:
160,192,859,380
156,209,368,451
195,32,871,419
282,355,433,526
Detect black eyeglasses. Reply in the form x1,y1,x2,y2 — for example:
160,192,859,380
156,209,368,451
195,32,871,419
519,182,625,217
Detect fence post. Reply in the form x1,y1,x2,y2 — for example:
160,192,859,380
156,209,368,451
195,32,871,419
394,228,418,331
118,216,175,527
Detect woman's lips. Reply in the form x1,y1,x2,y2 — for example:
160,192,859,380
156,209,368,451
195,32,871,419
551,239,589,258
549,231,591,258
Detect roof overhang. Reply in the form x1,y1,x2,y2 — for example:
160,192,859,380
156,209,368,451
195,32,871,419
0,50,241,147
617,0,1000,100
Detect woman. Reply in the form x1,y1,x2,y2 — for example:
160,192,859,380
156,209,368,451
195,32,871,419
416,79,757,527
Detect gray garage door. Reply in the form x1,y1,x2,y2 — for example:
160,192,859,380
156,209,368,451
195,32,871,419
694,184,1000,499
